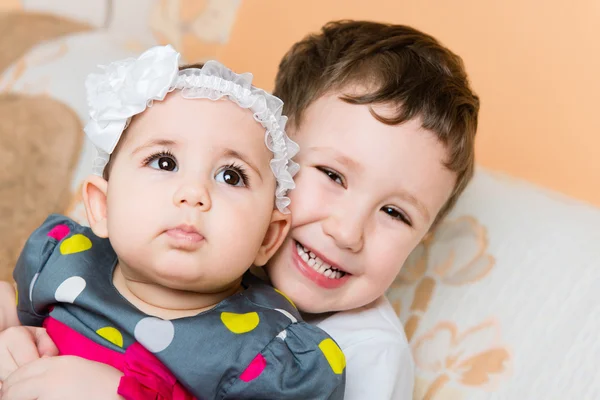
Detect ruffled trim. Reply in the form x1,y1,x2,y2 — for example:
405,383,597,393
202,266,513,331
84,45,298,213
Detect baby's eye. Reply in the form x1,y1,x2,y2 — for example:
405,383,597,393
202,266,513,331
381,206,412,227
148,155,178,172
317,166,345,187
215,167,248,187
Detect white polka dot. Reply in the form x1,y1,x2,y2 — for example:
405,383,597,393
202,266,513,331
54,276,86,303
275,308,297,323
134,317,174,353
277,329,287,341
29,273,39,302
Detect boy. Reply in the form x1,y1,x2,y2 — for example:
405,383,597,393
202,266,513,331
0,20,478,399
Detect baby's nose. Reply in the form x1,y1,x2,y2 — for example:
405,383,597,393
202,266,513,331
173,183,211,211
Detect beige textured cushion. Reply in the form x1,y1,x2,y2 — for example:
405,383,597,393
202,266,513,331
387,168,600,399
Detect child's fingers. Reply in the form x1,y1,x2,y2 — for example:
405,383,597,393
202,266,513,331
0,281,19,332
0,345,19,382
1,367,42,400
30,327,58,357
1,356,48,394
0,327,39,381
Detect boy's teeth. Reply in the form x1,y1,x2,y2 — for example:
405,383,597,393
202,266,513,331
295,241,346,279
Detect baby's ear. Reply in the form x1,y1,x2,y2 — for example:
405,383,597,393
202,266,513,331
82,174,109,238
253,210,291,267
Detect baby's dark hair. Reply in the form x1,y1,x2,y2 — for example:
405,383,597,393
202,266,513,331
102,63,205,180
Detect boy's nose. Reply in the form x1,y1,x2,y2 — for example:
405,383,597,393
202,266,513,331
173,183,211,211
322,212,365,253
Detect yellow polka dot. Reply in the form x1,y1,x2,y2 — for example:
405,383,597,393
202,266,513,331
274,288,296,309
220,312,260,334
319,338,346,374
96,327,124,348
60,234,92,255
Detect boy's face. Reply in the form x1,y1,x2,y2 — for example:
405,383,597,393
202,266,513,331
102,94,279,292
266,91,456,313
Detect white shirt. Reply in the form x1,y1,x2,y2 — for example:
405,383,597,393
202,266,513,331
308,296,415,400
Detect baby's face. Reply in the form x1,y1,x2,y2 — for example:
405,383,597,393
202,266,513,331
266,91,456,313
104,93,277,292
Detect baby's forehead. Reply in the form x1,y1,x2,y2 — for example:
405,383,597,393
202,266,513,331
131,95,267,140
129,98,270,161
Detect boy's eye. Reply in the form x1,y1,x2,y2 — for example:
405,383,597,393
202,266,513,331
215,165,249,187
381,206,412,227
317,167,345,187
148,154,178,172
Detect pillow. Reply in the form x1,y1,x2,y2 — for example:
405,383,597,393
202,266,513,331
21,0,109,28
386,168,600,399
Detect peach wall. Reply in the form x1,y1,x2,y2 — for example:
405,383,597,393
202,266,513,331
219,0,600,207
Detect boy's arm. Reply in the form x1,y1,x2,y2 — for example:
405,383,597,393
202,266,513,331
1,355,124,399
0,281,19,332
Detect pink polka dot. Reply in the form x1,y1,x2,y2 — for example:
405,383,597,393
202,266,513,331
240,353,266,382
47,224,70,241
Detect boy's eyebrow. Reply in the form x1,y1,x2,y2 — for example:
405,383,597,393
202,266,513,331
399,192,430,224
309,147,362,172
131,139,177,155
220,148,263,181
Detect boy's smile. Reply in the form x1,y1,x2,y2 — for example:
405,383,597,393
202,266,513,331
267,90,456,313
293,240,350,289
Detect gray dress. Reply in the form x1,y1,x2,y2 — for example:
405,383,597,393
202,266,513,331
14,214,346,399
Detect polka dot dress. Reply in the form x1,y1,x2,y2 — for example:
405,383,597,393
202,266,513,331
14,215,346,399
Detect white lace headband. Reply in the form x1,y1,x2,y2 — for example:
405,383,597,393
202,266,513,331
84,45,299,213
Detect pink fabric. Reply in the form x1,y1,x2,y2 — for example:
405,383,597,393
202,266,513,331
118,342,195,400
46,224,70,241
44,317,195,400
239,353,266,382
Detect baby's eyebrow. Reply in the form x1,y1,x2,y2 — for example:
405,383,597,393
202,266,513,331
131,139,177,155
220,148,263,182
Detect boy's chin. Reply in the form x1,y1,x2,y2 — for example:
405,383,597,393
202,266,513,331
294,296,331,314
279,285,347,315
297,288,383,315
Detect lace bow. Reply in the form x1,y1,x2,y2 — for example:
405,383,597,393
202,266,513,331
84,45,299,212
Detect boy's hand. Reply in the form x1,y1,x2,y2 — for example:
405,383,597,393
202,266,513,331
0,326,58,382
1,356,124,400
0,281,19,332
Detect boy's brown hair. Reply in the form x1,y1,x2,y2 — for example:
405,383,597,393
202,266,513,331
273,20,479,227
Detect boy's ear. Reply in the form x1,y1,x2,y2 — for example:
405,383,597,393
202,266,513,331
253,210,291,267
82,174,109,238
